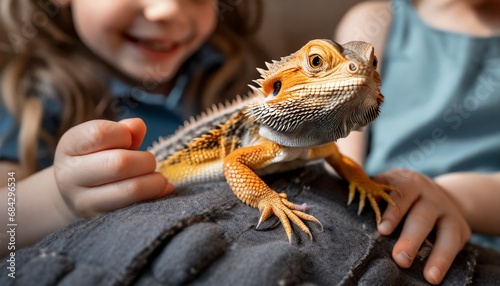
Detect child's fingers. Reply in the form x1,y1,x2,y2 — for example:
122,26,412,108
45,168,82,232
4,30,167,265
391,201,440,268
58,120,135,156
68,149,157,187
423,219,468,285
377,188,418,235
118,118,147,150
374,171,419,235
73,172,174,217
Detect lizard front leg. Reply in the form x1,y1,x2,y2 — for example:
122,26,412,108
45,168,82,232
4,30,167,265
223,140,321,242
309,143,401,224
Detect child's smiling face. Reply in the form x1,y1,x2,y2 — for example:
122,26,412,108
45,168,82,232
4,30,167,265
68,0,217,83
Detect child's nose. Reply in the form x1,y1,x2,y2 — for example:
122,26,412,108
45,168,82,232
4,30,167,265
143,0,181,22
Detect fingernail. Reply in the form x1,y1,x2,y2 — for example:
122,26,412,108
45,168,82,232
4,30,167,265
164,183,175,195
156,183,174,199
378,220,392,234
119,118,134,124
428,266,442,283
396,251,413,268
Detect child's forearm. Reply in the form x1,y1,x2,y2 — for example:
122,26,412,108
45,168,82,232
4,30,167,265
0,166,77,257
435,172,500,235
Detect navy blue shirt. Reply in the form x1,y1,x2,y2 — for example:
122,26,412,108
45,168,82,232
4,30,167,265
0,45,224,169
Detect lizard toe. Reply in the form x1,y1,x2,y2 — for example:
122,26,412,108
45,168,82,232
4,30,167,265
257,193,321,242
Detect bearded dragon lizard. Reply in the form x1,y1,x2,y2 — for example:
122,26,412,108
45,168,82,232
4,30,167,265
149,39,400,242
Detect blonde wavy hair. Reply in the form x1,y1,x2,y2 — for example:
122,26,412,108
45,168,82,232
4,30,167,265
0,0,264,174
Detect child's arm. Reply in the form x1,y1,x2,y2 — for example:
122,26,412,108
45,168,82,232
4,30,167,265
334,1,391,166
0,118,174,257
0,162,30,184
435,172,500,235
0,166,77,255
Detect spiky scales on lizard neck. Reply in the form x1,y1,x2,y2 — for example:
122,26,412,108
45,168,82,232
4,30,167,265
151,39,400,243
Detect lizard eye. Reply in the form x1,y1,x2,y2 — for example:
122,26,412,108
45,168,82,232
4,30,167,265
272,80,281,96
372,58,378,67
308,54,323,68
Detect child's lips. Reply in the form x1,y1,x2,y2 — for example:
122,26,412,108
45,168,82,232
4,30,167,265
124,34,179,55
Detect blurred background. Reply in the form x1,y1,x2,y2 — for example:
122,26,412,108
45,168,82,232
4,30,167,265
0,0,364,66
255,0,363,59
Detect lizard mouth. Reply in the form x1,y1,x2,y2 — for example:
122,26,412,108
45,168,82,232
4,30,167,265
246,82,382,147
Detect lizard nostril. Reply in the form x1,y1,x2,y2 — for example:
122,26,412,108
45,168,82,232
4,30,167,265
349,63,358,72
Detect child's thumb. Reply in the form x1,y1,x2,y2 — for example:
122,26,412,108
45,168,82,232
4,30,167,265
119,118,147,150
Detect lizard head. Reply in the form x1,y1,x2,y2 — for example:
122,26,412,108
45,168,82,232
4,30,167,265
245,39,383,147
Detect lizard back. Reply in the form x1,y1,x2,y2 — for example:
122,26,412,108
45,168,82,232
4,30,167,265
148,95,250,161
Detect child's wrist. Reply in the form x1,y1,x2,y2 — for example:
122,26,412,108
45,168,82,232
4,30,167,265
49,167,79,224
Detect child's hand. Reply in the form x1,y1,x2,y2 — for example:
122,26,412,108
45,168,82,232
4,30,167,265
373,169,471,285
54,118,174,218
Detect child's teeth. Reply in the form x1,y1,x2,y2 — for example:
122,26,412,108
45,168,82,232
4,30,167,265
139,40,173,52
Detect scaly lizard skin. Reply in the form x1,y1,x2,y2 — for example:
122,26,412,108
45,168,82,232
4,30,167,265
149,39,400,242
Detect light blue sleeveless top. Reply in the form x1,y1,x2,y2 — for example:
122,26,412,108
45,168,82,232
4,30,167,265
365,0,500,250
365,0,500,178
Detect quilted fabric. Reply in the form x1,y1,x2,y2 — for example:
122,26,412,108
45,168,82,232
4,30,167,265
2,164,499,285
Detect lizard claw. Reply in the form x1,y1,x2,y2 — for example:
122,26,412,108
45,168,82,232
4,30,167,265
278,193,309,211
348,179,401,224
257,192,321,242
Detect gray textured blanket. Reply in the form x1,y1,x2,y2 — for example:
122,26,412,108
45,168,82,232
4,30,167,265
2,163,500,285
